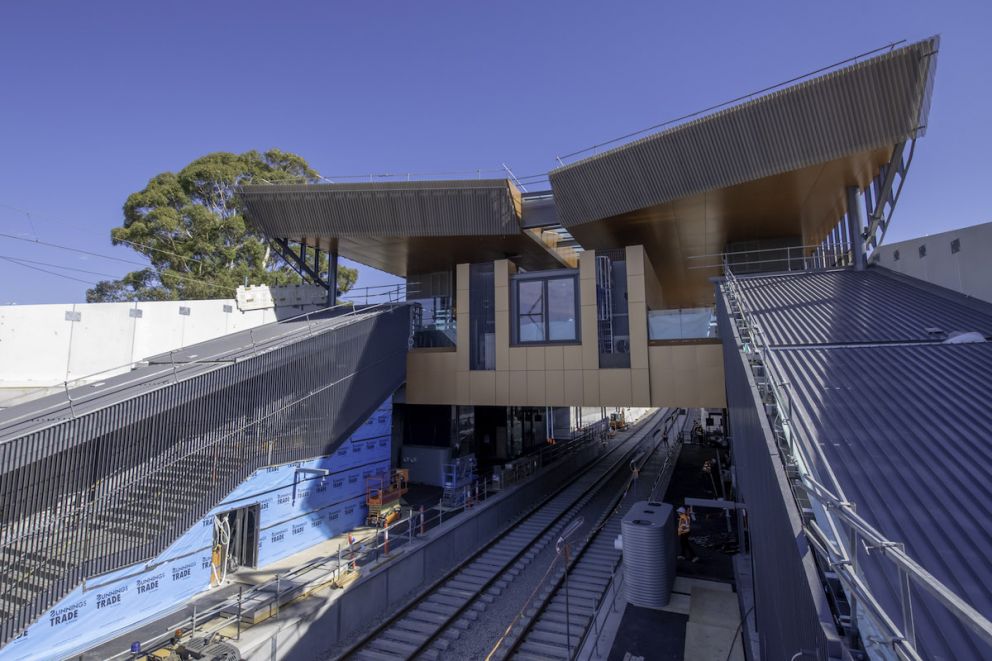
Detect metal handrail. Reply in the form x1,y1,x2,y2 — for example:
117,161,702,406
102,420,616,659
722,264,992,659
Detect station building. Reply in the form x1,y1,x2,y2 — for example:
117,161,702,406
5,35,992,661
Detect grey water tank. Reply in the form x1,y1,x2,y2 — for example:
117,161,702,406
621,500,676,608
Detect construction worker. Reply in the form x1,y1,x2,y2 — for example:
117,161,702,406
677,506,699,562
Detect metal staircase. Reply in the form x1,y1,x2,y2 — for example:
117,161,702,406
0,304,411,647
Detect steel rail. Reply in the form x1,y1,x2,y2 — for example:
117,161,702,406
338,411,667,661
499,416,681,660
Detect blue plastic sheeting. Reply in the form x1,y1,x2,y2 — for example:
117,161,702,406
1,397,392,661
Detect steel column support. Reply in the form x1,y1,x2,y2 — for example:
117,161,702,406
846,187,866,271
271,238,330,292
328,251,339,307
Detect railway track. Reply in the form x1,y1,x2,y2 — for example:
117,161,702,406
338,409,673,661
499,413,684,660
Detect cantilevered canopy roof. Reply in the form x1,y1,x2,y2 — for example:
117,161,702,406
548,37,938,306
549,37,938,229
239,179,571,276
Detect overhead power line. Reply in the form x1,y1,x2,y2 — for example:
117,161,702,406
0,202,210,267
0,255,101,286
0,233,243,296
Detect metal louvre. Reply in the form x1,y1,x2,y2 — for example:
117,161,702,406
0,305,410,647
239,179,522,238
549,37,939,228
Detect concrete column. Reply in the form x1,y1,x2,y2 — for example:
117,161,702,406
847,186,867,271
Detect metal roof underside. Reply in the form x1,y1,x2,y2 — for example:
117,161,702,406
733,266,992,659
238,180,574,275
549,37,939,228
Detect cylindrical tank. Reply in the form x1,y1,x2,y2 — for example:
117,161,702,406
621,500,676,608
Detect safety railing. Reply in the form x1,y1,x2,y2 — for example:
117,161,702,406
0,303,412,647
103,418,614,659
686,242,856,275
721,263,992,660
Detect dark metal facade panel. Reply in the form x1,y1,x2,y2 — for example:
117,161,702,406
734,267,992,346
549,37,939,228
717,295,841,661
0,305,410,647
239,179,522,238
774,342,992,661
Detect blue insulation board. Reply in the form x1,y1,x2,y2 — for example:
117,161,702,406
1,397,392,661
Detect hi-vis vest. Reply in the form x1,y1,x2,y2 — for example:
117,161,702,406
678,512,691,536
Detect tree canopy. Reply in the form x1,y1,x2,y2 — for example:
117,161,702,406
86,149,357,302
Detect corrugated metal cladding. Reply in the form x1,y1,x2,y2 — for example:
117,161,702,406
717,295,842,661
0,305,410,647
239,179,522,238
549,37,939,228
776,343,992,661
735,267,992,346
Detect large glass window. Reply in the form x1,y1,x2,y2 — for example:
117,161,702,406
547,278,576,340
513,273,578,344
518,280,546,342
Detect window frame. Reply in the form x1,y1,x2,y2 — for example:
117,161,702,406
510,270,581,346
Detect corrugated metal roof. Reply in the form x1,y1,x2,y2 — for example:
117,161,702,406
239,179,522,238
775,342,992,660
734,267,992,346
549,37,939,228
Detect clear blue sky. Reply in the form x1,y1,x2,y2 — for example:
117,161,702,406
0,1,988,304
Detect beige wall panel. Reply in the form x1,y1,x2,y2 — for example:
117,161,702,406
583,370,601,406
455,371,471,405
699,366,727,407
509,371,527,405
495,259,511,284
697,343,724,369
495,282,509,312
599,369,632,406
495,308,509,370
456,286,469,315
671,345,697,371
581,304,599,369
545,370,565,406
563,369,583,404
647,344,727,408
526,346,545,371
627,273,646,304
631,368,651,406
580,275,595,305
527,370,546,403
580,251,597,279
469,371,496,405
625,245,644,276
629,306,648,369
563,344,582,368
545,345,564,371
495,370,509,406
509,347,527,372
457,263,470,290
